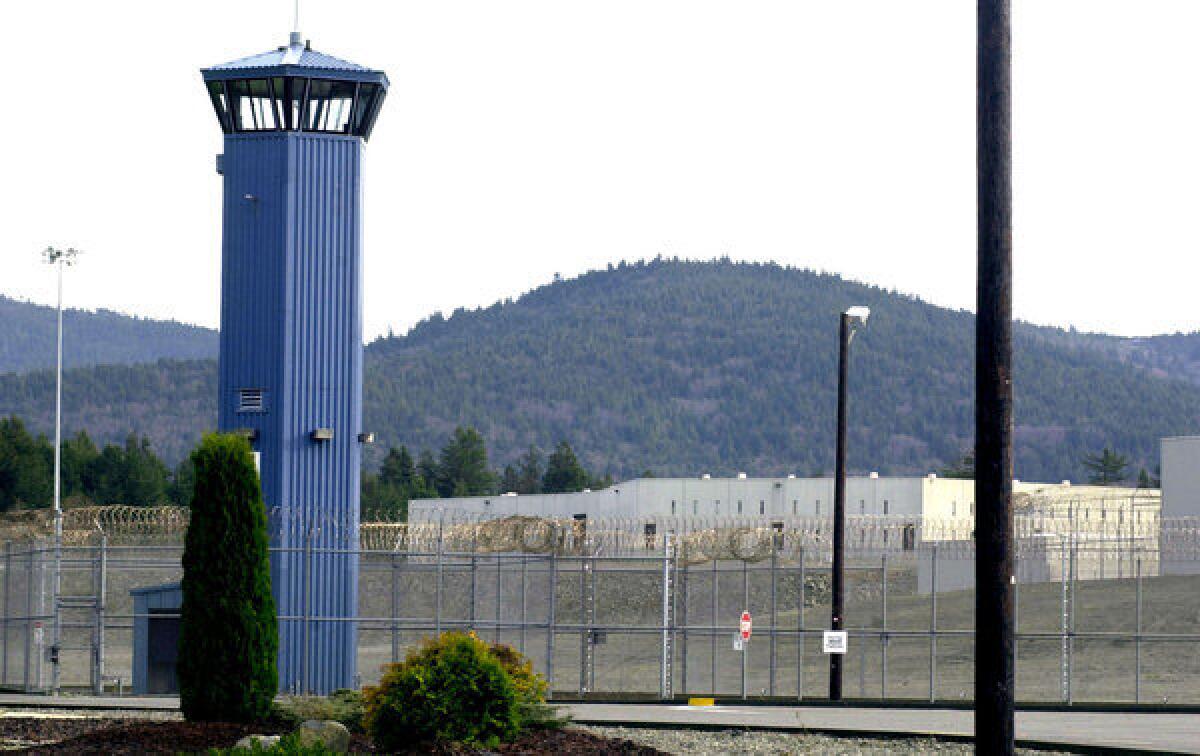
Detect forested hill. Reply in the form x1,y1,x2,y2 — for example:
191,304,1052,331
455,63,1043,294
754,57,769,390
0,296,217,373
2,260,1199,480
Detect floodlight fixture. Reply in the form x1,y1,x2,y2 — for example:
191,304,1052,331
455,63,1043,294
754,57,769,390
844,305,870,327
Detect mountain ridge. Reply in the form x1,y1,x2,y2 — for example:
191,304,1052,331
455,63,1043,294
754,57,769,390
2,259,1198,481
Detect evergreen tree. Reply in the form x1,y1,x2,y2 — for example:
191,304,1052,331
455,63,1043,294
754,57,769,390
436,427,495,497
121,435,170,506
168,457,195,506
500,464,521,494
178,433,277,722
542,441,590,494
1137,467,1152,489
0,416,51,511
1082,447,1129,486
416,449,439,493
516,446,544,495
61,431,99,500
380,445,417,490
941,450,975,480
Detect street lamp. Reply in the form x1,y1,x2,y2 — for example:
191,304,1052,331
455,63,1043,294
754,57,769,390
42,245,79,693
830,305,869,701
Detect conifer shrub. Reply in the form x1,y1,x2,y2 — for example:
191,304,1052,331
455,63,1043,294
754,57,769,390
363,632,520,749
179,433,278,722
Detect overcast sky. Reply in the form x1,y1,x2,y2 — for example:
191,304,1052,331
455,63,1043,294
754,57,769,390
1,1,1198,339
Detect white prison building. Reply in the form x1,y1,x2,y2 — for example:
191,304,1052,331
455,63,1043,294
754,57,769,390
410,473,985,523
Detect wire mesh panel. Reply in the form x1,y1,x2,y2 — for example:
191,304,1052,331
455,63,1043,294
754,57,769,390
0,508,1198,703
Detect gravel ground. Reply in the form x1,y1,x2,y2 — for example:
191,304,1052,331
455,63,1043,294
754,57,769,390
576,726,1075,755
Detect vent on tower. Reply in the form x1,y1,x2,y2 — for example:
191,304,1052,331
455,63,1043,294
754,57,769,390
237,388,266,414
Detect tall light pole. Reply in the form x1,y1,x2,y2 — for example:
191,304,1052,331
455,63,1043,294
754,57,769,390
976,0,1014,751
42,245,79,693
830,305,869,701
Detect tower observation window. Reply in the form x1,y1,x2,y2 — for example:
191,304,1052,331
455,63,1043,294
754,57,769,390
206,77,385,138
206,81,231,132
305,80,357,133
227,79,279,131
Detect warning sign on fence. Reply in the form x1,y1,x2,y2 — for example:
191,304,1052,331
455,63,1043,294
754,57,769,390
823,630,848,654
739,610,752,641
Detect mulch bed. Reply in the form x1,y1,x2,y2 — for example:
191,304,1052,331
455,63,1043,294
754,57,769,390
5,718,665,755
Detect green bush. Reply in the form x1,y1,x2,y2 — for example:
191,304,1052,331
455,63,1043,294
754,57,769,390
487,641,561,730
363,632,520,749
273,690,365,733
179,433,278,722
206,731,337,755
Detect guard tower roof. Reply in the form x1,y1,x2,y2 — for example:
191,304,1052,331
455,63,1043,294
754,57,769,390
203,33,388,88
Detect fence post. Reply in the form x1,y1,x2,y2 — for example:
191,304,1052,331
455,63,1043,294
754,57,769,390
769,541,778,697
929,543,938,703
1060,536,1069,703
390,551,399,663
494,555,502,643
469,538,478,633
881,553,888,700
578,555,588,696
93,532,107,695
660,532,674,700
3,541,10,687
24,547,34,692
741,558,748,700
711,556,718,695
798,548,805,700
520,554,528,654
435,526,443,636
1135,557,1142,704
679,549,689,696
546,551,557,696
302,528,313,694
1068,536,1077,705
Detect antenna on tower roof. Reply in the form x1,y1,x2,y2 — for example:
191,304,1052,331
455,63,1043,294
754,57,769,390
287,0,304,52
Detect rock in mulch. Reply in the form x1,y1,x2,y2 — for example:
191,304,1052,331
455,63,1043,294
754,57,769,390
295,720,351,752
233,733,282,750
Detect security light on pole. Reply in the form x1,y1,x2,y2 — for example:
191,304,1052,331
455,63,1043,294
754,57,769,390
41,245,80,694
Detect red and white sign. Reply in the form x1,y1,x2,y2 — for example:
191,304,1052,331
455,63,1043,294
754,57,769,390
739,611,752,640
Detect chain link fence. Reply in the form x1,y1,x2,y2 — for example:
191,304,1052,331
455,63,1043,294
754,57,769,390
2,507,1199,704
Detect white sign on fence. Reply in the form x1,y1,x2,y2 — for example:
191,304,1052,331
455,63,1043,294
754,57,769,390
732,635,744,651
822,630,848,654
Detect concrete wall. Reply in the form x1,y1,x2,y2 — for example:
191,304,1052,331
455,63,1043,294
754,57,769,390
1162,436,1200,517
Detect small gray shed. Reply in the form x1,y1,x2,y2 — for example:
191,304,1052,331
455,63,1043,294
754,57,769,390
130,583,182,695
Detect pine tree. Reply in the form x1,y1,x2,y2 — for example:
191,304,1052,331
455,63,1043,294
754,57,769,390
516,446,543,494
542,441,591,494
500,464,521,494
941,450,975,480
178,433,277,722
416,449,439,493
436,427,495,497
1082,447,1129,486
380,446,417,490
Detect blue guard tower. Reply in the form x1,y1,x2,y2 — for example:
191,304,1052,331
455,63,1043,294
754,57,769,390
201,32,387,694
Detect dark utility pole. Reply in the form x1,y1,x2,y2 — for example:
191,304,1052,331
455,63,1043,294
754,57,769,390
976,0,1014,752
830,306,866,700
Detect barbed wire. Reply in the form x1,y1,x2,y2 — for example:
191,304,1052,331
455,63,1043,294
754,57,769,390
0,500,1195,562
